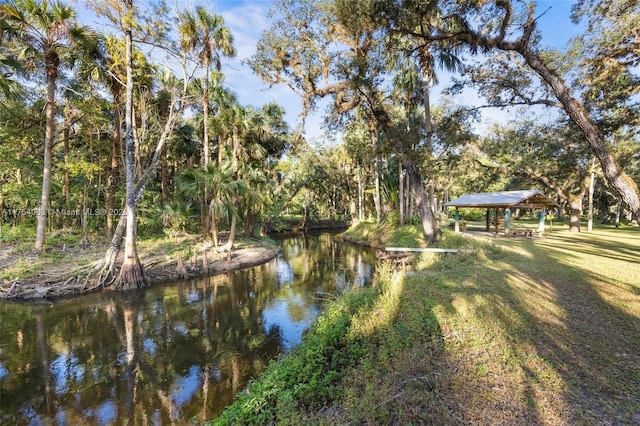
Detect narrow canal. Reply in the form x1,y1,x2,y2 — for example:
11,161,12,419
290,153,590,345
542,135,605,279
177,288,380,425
0,232,377,425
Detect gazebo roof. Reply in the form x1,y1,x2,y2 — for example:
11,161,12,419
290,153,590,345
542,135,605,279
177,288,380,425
444,190,557,209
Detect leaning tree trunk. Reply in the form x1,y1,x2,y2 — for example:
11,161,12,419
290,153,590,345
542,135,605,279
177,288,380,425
524,52,640,223
114,2,147,290
95,87,182,286
404,159,439,244
100,71,184,275
448,13,640,223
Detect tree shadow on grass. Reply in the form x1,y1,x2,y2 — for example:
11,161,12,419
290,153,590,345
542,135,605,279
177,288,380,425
546,231,640,264
416,231,640,425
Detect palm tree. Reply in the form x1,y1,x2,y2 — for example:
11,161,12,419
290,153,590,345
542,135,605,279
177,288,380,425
224,104,251,257
250,102,289,159
177,162,243,247
0,13,23,100
1,0,97,251
417,39,462,216
234,103,289,236
206,71,236,165
389,48,422,225
179,6,235,166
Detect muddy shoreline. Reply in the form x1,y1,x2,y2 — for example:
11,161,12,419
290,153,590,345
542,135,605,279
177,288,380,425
0,238,280,301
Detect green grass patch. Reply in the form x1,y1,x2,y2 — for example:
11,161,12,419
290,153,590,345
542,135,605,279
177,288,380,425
342,220,425,248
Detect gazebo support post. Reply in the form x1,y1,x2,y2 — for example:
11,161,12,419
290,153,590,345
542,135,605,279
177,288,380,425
504,208,511,235
538,208,546,235
454,207,460,233
485,209,490,231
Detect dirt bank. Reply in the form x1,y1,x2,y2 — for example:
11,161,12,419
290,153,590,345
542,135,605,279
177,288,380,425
0,235,280,300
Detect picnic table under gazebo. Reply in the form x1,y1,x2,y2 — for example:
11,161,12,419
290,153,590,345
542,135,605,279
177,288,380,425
444,190,558,235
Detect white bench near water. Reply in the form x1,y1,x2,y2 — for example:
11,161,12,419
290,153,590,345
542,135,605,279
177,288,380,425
385,247,478,254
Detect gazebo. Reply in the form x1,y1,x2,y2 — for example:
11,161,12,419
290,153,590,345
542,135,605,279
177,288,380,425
444,190,558,235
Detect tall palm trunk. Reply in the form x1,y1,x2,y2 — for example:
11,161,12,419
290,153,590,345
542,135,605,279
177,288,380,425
419,44,437,214
390,44,439,243
210,201,220,247
63,106,71,216
368,119,381,224
202,59,210,165
419,45,434,155
398,158,404,225
34,62,57,251
226,128,240,261
218,131,226,165
116,0,147,289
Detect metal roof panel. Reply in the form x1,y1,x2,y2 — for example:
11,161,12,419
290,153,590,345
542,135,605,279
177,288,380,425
444,190,557,208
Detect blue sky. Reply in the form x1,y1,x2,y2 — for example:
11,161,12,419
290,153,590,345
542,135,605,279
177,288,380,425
75,0,584,141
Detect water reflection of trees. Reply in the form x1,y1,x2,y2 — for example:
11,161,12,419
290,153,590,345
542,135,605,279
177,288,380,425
0,276,282,423
0,234,375,423
278,233,375,294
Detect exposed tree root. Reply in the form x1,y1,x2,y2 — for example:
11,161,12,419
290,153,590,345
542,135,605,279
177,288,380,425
87,245,121,289
113,253,148,291
1,244,280,300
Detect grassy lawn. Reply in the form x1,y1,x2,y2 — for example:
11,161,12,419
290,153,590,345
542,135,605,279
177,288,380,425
216,223,640,425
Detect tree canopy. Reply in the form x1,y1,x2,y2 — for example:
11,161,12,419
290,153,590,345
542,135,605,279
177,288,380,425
0,0,638,274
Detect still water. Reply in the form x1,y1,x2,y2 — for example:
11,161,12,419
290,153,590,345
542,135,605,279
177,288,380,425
0,232,376,425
